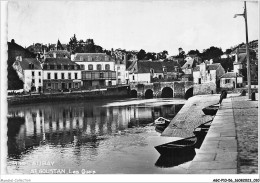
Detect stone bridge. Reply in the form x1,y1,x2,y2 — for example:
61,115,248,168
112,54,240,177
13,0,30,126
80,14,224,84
129,81,216,99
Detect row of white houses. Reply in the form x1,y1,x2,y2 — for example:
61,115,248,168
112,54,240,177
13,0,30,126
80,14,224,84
12,52,245,93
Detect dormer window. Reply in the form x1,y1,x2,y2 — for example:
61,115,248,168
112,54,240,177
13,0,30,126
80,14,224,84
163,67,167,72
61,64,64,70
88,56,92,61
150,68,154,74
54,63,57,70
80,56,83,61
47,64,50,70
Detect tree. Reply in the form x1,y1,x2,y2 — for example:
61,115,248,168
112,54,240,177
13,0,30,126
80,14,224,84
145,52,156,60
137,49,146,60
68,34,78,53
187,49,201,56
225,49,232,55
201,46,223,61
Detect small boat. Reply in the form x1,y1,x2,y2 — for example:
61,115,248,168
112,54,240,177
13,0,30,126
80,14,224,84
154,117,171,133
193,120,212,148
154,136,197,155
202,104,219,115
154,117,170,125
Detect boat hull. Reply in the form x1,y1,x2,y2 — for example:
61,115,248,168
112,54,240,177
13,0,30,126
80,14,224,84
202,106,218,115
154,136,197,155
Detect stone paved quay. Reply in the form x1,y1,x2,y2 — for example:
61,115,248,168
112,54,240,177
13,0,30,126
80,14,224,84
162,93,258,174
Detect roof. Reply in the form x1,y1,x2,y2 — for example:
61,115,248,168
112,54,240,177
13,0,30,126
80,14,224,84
207,63,220,70
44,58,78,65
181,58,195,69
46,50,70,58
137,61,163,73
18,58,42,70
74,53,113,62
162,61,181,72
220,72,244,78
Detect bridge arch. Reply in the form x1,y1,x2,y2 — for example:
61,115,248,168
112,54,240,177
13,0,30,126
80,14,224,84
184,87,193,100
145,89,153,99
130,89,138,98
161,87,173,98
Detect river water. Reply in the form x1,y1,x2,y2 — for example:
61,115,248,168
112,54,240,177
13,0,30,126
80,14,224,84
6,98,192,174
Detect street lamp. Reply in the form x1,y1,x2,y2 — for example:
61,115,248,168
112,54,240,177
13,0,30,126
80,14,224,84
234,1,251,99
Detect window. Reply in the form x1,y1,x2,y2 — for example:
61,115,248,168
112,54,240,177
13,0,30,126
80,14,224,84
54,64,57,70
97,64,102,71
39,72,41,76
225,79,231,84
105,64,110,70
54,73,58,80
208,70,210,74
47,73,51,79
32,71,35,76
117,66,120,70
75,65,78,70
75,83,79,89
80,64,85,70
61,73,65,79
100,73,104,78
61,64,64,70
118,72,121,76
88,56,92,61
47,64,50,70
88,64,93,70
68,73,71,79
32,79,35,83
150,68,154,74
69,83,72,88
48,83,51,88
80,56,83,61
39,79,41,83
75,73,78,79
133,75,135,80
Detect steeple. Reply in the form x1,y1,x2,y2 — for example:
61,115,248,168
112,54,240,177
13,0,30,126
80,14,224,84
57,39,63,51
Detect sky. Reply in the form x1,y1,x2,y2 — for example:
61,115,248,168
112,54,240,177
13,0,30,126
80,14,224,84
6,0,259,55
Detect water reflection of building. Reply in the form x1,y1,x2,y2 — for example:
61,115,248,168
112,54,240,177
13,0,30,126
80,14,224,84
7,102,183,160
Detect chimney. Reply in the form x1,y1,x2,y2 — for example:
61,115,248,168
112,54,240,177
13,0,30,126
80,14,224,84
71,54,75,61
53,52,57,58
235,48,239,63
124,53,127,65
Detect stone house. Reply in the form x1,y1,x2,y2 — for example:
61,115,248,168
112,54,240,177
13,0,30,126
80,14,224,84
193,62,225,88
8,39,35,90
220,72,244,89
42,58,83,92
12,57,43,92
127,60,181,83
72,53,116,89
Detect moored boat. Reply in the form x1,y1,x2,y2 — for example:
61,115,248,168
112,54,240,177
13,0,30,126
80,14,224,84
154,136,197,155
202,105,219,115
154,117,171,133
154,117,170,125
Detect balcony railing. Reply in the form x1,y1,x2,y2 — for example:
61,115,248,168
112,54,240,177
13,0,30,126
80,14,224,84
82,71,116,80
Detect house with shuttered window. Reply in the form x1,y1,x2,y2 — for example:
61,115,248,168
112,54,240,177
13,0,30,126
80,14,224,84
42,58,83,92
72,53,116,89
